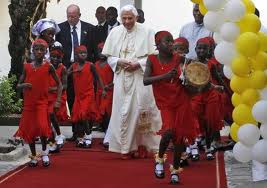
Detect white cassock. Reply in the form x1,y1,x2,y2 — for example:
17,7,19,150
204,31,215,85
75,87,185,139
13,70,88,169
102,23,161,154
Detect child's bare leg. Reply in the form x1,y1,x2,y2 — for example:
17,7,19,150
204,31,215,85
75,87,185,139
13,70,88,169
155,130,173,179
49,113,61,135
159,130,173,158
40,136,50,166
28,141,38,167
170,143,184,184
84,121,92,148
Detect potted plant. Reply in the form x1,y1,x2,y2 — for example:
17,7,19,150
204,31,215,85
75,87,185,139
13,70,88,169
0,75,22,125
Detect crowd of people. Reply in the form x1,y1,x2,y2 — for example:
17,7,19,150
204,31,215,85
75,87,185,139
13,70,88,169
14,3,239,185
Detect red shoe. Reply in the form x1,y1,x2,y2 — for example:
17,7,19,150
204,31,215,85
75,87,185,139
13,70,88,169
138,145,148,158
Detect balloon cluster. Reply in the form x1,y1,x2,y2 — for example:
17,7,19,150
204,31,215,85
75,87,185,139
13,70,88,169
191,0,267,163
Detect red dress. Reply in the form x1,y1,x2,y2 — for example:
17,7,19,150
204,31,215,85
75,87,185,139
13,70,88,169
48,63,69,123
15,62,52,143
208,58,233,123
95,60,114,117
191,58,224,134
71,62,100,122
148,54,197,143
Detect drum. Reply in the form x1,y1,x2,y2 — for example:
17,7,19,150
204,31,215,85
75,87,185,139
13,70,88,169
184,61,210,93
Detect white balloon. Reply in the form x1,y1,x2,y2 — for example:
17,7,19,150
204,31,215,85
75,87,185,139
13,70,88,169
223,65,233,79
220,22,240,42
233,142,252,163
252,100,267,123
213,32,222,44
259,88,267,100
252,139,267,163
204,11,224,32
224,0,246,22
214,41,237,65
238,124,261,147
203,0,227,11
260,123,267,139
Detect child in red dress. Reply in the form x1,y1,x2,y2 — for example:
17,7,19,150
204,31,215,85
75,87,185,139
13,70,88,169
173,37,189,56
95,42,114,148
205,37,234,150
190,37,224,161
15,39,62,167
144,31,197,184
47,46,68,152
68,45,105,148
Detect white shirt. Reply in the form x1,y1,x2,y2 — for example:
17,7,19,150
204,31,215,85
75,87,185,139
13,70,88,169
179,22,213,60
108,21,119,34
70,21,81,62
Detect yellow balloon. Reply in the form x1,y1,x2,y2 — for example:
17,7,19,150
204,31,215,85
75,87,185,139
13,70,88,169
191,0,202,4
230,75,250,94
258,32,267,52
199,2,208,15
232,92,242,107
231,55,251,77
241,88,260,106
232,104,257,125
230,123,240,142
237,14,261,33
236,32,260,57
251,52,267,70
242,0,255,14
249,70,267,89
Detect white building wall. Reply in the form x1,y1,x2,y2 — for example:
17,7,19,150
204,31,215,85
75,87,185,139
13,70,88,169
0,0,11,77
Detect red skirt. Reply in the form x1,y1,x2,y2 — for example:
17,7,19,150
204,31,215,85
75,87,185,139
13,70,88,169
48,96,69,123
158,103,197,144
97,90,113,117
191,89,224,134
15,106,52,143
71,94,100,122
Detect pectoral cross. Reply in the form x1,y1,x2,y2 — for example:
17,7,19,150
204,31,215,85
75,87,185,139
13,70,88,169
122,46,130,58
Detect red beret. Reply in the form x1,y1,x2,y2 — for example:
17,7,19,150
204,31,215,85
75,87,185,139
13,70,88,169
155,31,172,46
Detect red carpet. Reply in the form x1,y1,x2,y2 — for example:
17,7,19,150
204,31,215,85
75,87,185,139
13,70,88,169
0,140,227,188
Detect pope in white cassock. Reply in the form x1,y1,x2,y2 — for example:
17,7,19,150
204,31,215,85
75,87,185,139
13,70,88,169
102,5,161,158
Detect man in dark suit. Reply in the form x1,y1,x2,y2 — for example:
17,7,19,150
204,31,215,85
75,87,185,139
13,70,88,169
55,4,97,141
106,7,120,34
94,6,108,46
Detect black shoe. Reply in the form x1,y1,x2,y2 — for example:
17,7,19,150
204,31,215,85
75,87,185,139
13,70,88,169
206,152,215,161
42,155,50,167
223,141,235,151
103,142,109,149
154,162,165,179
28,159,38,167
66,136,76,142
180,158,189,167
191,154,200,161
170,174,179,184
76,140,84,148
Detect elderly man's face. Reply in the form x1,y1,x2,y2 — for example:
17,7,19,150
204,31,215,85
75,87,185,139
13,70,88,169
67,7,80,26
121,11,137,31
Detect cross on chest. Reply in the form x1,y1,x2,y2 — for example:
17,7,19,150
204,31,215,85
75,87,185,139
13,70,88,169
122,47,130,58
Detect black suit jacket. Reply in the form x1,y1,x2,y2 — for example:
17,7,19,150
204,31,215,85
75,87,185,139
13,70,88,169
94,22,108,46
56,20,97,68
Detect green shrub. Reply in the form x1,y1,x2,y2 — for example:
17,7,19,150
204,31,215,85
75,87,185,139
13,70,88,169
0,75,22,117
